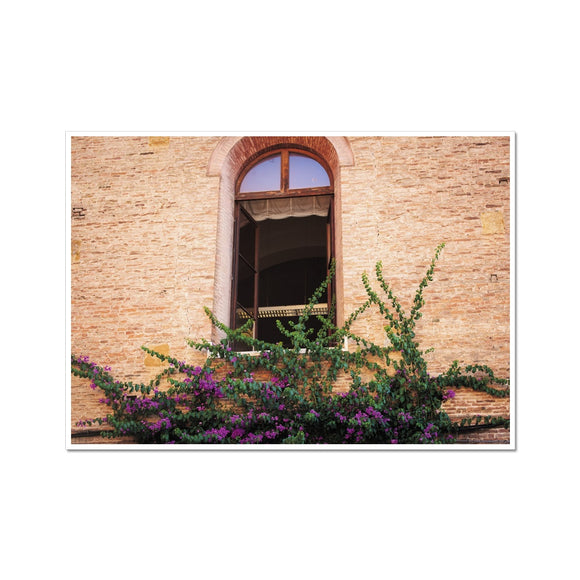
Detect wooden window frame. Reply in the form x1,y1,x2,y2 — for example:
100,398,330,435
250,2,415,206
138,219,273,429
235,146,334,201
232,147,336,343
230,204,260,344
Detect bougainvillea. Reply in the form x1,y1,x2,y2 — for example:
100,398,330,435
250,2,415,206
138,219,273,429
72,244,510,444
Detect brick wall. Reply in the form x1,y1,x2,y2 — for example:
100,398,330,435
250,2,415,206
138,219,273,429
70,135,511,444
341,136,510,378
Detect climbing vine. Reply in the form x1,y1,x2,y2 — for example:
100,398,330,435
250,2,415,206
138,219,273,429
72,244,510,444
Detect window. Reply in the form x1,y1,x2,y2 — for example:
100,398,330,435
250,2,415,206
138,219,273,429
231,148,335,348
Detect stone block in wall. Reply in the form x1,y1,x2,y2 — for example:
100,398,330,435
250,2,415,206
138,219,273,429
481,211,505,234
144,343,170,366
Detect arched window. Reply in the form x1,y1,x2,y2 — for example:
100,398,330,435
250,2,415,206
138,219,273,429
231,147,335,348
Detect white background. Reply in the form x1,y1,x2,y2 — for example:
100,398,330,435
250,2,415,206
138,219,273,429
2,2,577,579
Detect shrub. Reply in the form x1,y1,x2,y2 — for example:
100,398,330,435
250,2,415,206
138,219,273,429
72,244,509,444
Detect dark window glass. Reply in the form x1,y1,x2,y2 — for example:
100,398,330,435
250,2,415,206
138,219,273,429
238,212,256,267
236,258,255,314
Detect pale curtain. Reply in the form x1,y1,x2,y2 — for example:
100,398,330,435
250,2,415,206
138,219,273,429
241,196,330,222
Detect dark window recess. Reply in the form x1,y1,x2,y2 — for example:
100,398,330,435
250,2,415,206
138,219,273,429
259,257,327,308
242,256,327,346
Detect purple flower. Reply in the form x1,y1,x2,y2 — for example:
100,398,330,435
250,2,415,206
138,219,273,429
398,411,413,423
240,432,263,444
204,427,230,441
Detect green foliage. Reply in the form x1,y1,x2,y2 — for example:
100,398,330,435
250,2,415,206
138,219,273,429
72,244,510,444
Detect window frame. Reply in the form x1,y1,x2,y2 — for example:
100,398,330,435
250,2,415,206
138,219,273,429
231,146,336,346
235,146,334,201
230,204,260,345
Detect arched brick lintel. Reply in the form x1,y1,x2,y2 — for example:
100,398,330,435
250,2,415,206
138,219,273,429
207,136,354,177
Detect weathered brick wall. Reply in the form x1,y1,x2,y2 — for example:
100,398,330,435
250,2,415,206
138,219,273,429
341,136,510,378
70,135,510,443
71,136,220,376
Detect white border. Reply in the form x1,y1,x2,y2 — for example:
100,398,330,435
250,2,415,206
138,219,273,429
66,131,515,451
